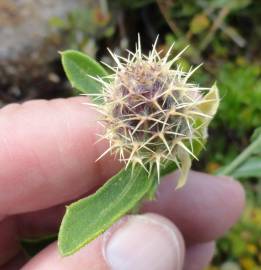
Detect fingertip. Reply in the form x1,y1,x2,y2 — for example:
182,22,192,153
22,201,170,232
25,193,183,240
22,239,107,270
104,214,185,270
217,175,245,219
184,241,215,270
142,171,246,243
0,218,20,266
22,214,185,270
219,175,246,210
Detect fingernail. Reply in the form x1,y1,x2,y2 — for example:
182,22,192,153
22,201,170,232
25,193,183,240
104,214,184,270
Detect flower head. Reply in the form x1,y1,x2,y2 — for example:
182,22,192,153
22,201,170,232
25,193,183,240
91,36,219,188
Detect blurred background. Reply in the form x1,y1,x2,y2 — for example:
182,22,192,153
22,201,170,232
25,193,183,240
0,0,260,269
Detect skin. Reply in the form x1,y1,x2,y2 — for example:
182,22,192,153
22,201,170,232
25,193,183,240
0,97,245,269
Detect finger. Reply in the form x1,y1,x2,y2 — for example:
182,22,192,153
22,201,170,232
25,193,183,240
0,218,20,266
0,253,27,270
184,242,215,270
16,204,65,238
142,171,245,243
22,214,184,270
0,97,121,215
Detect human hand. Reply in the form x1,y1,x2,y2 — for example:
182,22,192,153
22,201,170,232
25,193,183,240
0,97,245,270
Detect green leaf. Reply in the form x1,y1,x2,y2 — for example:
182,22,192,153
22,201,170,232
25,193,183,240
232,157,261,178
216,129,261,176
198,83,220,119
251,127,261,143
250,128,261,155
58,165,156,256
61,50,108,97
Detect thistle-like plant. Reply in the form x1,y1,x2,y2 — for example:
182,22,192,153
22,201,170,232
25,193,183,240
58,37,219,256
90,37,219,187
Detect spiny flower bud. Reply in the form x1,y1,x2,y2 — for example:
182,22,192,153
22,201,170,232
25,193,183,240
91,37,219,188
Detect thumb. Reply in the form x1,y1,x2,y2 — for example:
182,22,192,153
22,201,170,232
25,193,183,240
22,213,185,270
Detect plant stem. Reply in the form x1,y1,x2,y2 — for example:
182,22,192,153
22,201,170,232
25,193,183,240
200,7,230,51
216,135,261,176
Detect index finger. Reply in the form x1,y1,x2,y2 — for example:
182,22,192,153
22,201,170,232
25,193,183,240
0,97,120,215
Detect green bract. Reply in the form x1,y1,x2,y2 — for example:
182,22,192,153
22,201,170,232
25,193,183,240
61,50,108,96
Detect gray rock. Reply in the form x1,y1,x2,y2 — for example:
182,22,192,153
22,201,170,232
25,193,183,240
0,0,93,104
0,0,88,61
